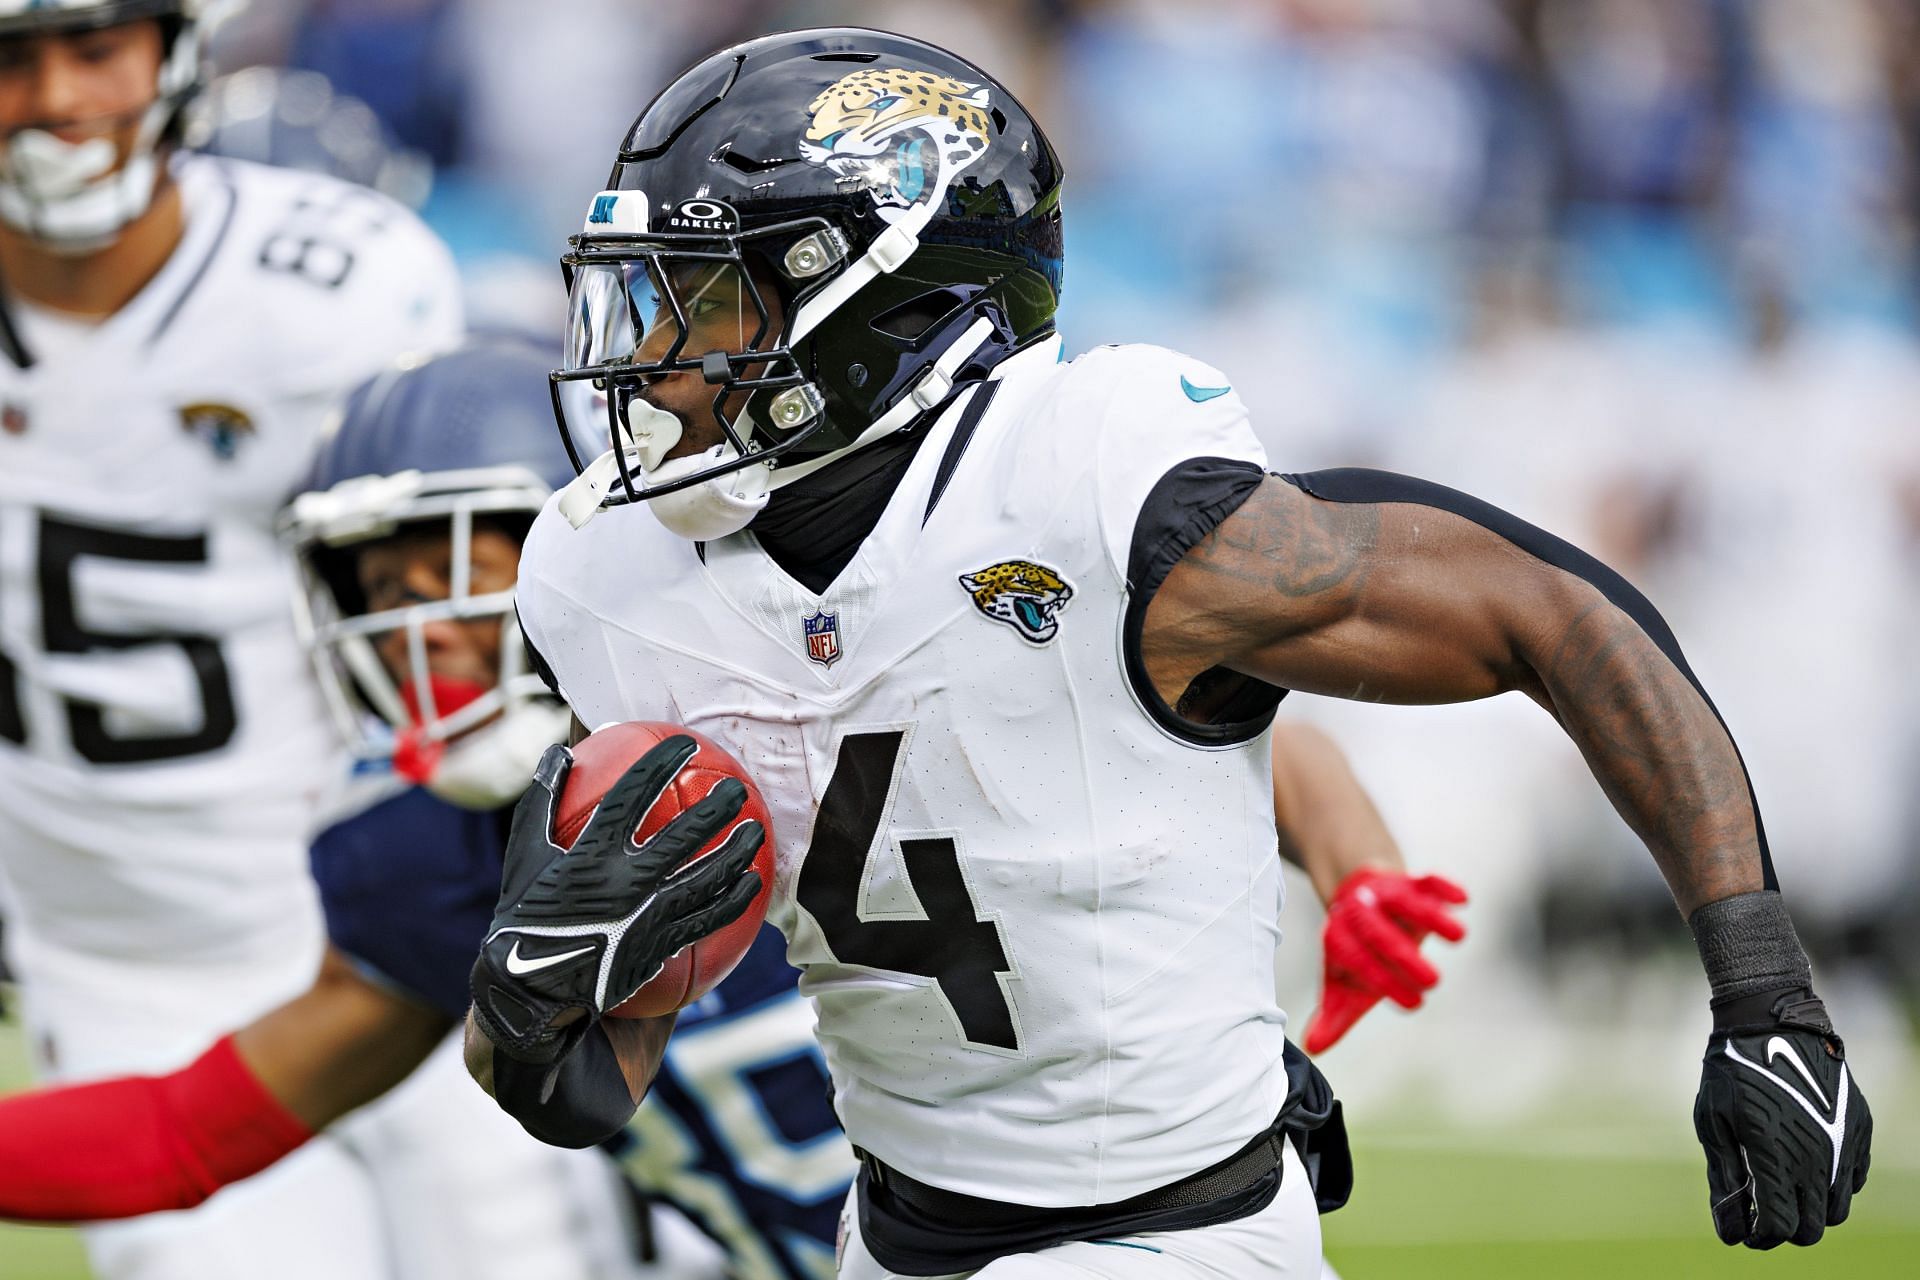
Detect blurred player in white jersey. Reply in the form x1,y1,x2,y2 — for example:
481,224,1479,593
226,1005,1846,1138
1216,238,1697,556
0,4,621,1278
468,28,1870,1277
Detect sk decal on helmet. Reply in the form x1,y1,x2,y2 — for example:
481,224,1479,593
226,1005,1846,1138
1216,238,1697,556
802,609,842,668
178,402,255,461
799,69,992,222
959,560,1074,645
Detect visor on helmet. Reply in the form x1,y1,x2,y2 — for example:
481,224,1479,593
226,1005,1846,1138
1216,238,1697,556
549,213,844,511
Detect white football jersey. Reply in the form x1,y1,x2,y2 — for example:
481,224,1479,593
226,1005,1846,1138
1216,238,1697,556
517,338,1292,1206
0,154,463,962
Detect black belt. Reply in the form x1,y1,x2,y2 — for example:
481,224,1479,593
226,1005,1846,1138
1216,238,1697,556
862,1119,1288,1227
853,1042,1352,1276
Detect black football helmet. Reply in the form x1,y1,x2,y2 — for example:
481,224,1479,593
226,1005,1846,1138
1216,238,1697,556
551,27,1063,533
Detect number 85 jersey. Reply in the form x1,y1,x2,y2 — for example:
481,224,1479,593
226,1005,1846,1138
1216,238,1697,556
0,155,462,963
518,338,1294,1208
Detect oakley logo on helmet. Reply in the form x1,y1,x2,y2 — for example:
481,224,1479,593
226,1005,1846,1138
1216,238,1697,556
799,68,992,223
959,560,1074,646
666,199,740,233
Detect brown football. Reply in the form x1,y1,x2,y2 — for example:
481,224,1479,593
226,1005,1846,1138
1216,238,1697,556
552,721,775,1018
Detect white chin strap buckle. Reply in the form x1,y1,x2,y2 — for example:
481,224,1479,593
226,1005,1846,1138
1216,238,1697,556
643,442,771,541
557,439,772,541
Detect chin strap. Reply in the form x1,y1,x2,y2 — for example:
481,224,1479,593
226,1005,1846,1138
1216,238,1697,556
557,315,999,534
767,315,996,489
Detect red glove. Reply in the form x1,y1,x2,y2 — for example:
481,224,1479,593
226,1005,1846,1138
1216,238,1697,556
1303,867,1467,1054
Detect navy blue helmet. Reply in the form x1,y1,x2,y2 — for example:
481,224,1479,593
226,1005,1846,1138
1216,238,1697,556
282,336,574,808
306,336,578,497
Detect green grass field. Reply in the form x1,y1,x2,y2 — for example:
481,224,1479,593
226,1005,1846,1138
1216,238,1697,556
1,1008,1911,1279
1323,1134,1917,1278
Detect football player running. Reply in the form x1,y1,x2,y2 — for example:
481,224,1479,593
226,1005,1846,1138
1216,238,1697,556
471,28,1871,1277
0,3,576,1277
0,337,1455,1280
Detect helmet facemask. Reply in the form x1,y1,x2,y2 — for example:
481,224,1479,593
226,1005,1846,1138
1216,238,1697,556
282,467,569,810
552,206,849,535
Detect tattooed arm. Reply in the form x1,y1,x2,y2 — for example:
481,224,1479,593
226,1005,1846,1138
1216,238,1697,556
1149,472,1874,1251
1141,473,1761,913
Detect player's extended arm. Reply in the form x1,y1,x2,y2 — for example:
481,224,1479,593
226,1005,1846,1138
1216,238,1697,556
1147,470,1870,1247
1270,722,1466,1053
0,948,448,1222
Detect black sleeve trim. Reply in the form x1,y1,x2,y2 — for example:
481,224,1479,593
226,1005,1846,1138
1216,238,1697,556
1283,467,1776,890
1122,457,1286,747
491,1021,639,1149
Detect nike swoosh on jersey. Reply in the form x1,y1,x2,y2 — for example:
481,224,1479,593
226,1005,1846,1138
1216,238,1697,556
504,939,596,976
1724,1038,1850,1186
1180,375,1231,403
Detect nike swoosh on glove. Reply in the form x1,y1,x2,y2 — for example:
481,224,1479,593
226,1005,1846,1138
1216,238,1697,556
1303,868,1467,1054
470,737,765,1064
1695,991,1871,1248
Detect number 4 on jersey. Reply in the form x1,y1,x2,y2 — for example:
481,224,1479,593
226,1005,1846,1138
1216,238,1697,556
796,730,1021,1051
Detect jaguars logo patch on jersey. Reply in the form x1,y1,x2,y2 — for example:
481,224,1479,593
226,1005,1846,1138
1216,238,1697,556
178,401,256,461
799,68,992,223
959,559,1073,645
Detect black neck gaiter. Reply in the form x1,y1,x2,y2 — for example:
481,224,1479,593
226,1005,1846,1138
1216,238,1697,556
748,427,931,594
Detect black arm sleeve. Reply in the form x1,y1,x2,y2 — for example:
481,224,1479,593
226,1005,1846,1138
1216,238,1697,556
490,1022,640,1149
1283,467,1776,891
1121,456,1287,746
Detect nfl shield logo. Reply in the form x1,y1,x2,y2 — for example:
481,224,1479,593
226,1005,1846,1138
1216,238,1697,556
802,610,842,668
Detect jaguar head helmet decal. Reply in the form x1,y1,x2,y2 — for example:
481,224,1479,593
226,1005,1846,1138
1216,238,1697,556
959,559,1074,645
799,68,992,222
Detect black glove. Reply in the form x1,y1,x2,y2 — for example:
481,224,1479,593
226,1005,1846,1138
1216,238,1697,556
470,737,764,1064
1694,989,1871,1248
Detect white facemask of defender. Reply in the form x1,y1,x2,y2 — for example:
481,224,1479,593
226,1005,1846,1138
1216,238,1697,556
281,465,570,811
0,0,234,252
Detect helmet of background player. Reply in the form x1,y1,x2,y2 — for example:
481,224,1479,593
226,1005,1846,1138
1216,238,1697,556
279,337,578,810
0,0,230,251
183,65,431,209
550,27,1064,539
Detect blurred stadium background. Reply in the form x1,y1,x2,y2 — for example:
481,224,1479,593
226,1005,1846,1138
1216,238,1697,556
4,0,1918,1275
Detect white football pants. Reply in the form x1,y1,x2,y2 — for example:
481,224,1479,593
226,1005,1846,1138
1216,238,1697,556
837,1140,1323,1278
